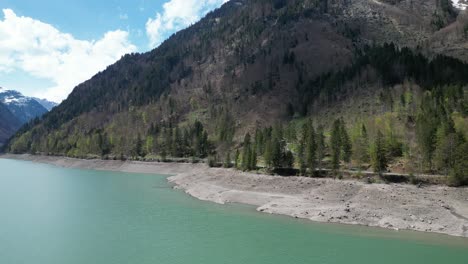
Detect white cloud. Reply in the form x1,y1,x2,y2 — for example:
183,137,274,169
145,0,228,48
0,9,137,102
452,0,467,10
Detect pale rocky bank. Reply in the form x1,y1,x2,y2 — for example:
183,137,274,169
2,154,468,238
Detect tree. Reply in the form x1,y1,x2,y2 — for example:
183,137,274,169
316,125,326,171
249,147,257,170
224,152,232,168
173,126,183,157
330,119,342,170
433,116,459,174
271,136,282,168
234,149,240,169
415,95,439,170
305,120,317,174
448,142,468,186
371,130,387,173
340,119,352,163
284,150,294,168
241,133,252,170
354,124,369,165
133,134,145,158
297,124,307,175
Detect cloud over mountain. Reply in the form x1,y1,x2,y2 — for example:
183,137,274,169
0,9,137,102
146,0,228,48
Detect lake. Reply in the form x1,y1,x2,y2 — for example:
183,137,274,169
0,158,467,264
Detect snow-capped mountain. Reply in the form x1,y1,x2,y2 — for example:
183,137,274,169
33,97,58,111
0,87,48,124
452,0,468,10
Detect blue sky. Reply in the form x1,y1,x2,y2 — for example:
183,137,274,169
0,0,228,102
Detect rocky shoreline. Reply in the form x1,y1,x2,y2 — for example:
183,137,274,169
2,154,468,238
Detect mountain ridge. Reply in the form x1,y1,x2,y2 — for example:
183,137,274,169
0,88,49,124
5,0,468,184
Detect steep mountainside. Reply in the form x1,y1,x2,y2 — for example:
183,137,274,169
0,102,21,146
33,98,58,111
0,88,49,124
6,0,468,183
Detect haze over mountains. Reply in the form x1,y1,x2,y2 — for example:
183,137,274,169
4,0,468,183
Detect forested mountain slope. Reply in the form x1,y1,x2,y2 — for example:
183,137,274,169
6,0,468,184
0,102,21,147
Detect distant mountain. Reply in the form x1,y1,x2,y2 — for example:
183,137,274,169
0,87,48,124
0,101,21,147
33,98,58,111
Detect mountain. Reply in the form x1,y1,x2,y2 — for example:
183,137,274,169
33,98,58,111
0,101,21,147
0,88,49,124
6,0,468,183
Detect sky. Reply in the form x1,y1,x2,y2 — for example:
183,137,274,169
0,0,228,102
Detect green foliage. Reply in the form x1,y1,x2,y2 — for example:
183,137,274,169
371,131,388,173
340,120,352,163
330,119,342,170
241,133,252,171
448,142,468,186
353,124,370,165
224,152,232,168
316,126,326,170
234,149,240,169
305,120,317,173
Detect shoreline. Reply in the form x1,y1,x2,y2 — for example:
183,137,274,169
2,154,468,238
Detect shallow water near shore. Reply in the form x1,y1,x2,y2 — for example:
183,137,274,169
0,158,467,264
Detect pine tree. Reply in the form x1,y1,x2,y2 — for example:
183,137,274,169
340,120,352,163
355,124,370,165
297,125,307,175
173,126,183,157
134,134,144,158
249,147,257,170
224,152,232,168
264,136,273,169
305,120,317,175
434,116,458,174
242,133,252,170
371,130,387,173
284,150,294,168
271,136,282,168
316,125,326,171
449,142,468,186
415,95,439,170
330,119,342,170
234,149,240,169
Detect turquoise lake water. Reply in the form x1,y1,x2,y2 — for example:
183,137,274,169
0,158,467,264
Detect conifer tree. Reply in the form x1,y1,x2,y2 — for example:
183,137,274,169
449,142,468,186
249,147,257,170
242,133,252,170
340,119,352,163
371,130,387,173
271,136,282,168
298,124,307,175
316,125,326,171
330,119,342,170
234,149,240,169
224,152,232,168
305,120,317,174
